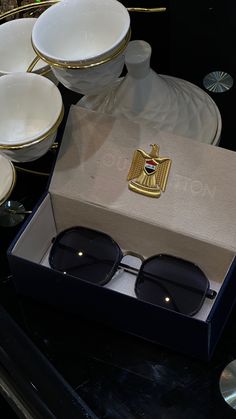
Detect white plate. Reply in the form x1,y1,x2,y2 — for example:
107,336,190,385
0,155,16,206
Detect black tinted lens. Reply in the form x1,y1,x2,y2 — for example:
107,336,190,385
135,254,209,316
49,227,122,285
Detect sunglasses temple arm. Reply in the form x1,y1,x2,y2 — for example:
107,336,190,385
119,263,217,301
61,258,117,273
54,255,181,311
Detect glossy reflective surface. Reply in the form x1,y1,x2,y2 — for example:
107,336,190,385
1,1,236,417
49,227,122,285
135,254,210,316
50,229,213,316
0,200,26,227
203,71,234,93
220,360,236,409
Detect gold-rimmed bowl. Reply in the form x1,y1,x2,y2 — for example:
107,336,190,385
0,17,58,83
0,72,64,162
31,0,131,95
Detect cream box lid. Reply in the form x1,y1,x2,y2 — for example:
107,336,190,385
50,105,236,252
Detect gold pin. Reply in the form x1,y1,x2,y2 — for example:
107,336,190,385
127,144,171,198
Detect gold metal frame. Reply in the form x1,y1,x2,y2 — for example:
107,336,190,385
0,1,167,21
0,1,57,21
0,160,17,206
14,165,50,177
0,105,64,150
27,58,51,76
0,1,166,70
128,7,166,13
35,66,52,76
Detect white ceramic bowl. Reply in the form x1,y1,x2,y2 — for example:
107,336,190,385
0,155,16,206
0,73,63,162
32,0,130,95
0,18,57,84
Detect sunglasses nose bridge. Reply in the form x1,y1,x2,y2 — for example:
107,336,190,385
122,249,145,262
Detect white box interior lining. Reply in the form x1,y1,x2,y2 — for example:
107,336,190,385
12,194,56,263
12,193,235,322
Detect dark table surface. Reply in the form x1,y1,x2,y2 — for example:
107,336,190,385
1,1,236,418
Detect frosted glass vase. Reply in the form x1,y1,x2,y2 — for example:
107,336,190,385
78,40,221,145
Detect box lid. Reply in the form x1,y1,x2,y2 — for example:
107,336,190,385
50,105,236,252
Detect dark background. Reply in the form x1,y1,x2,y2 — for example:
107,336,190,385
1,1,236,417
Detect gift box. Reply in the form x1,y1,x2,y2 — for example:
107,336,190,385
8,106,236,360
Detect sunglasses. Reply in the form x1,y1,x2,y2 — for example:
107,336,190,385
49,227,217,316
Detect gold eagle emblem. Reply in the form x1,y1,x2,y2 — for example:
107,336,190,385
127,144,171,198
